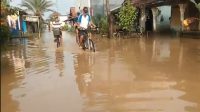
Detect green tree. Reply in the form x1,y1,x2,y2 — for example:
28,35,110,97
99,16,108,34
21,0,53,17
1,0,19,25
190,0,200,11
1,0,19,42
118,0,137,32
21,0,53,32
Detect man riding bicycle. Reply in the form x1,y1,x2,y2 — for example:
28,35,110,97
77,7,95,49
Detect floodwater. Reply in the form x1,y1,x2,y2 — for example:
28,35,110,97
1,30,200,112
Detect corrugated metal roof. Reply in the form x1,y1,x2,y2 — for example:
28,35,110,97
110,0,124,9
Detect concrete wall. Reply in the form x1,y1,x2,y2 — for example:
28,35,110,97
90,0,124,16
170,5,181,32
169,2,199,32
91,0,104,16
75,0,90,12
157,6,171,31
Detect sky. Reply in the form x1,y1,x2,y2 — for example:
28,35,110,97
9,0,76,19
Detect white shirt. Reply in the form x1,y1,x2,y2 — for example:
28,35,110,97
80,15,89,29
52,22,61,28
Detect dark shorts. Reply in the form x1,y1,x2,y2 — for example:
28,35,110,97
54,35,61,38
78,30,88,38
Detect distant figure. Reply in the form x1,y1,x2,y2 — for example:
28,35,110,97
48,22,51,31
74,12,81,45
52,19,61,29
52,19,62,38
145,15,152,37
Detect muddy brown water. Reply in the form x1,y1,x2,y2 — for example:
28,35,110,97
1,30,200,112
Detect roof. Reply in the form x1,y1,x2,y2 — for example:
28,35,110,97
110,6,121,12
132,0,187,7
110,0,124,9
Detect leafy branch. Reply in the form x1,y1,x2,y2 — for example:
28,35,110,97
118,0,138,32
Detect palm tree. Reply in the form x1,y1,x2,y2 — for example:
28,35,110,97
1,0,9,25
21,0,53,32
21,0,53,18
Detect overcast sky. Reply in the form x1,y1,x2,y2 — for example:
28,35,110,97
10,0,76,19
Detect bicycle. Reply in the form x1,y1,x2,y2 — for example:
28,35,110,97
55,35,61,48
78,28,96,52
53,28,62,48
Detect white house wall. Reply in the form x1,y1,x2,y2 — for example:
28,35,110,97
91,0,124,16
157,6,172,31
75,0,90,12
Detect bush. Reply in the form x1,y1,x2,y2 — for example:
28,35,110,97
0,25,10,42
62,24,68,31
67,25,75,32
0,25,11,51
92,14,102,27
118,0,138,32
99,16,108,34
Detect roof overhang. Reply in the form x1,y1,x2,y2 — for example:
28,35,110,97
132,0,187,7
110,6,121,12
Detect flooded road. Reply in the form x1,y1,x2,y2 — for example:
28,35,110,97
1,30,200,112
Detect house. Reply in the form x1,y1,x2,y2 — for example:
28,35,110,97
74,0,124,17
131,0,200,33
90,0,124,16
75,0,91,12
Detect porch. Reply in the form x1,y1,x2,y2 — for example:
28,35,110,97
132,0,200,34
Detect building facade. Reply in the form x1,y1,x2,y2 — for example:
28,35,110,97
133,0,200,33
75,0,91,12
90,0,124,16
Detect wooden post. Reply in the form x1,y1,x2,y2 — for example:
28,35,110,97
38,16,40,38
106,0,112,38
179,4,186,32
151,7,158,32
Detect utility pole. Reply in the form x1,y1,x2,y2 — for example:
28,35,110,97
105,0,112,38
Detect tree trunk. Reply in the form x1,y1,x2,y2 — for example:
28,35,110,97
105,0,112,38
199,15,200,31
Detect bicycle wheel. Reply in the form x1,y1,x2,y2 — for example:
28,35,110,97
88,39,95,52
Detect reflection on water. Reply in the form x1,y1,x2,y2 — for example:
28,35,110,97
55,49,64,76
152,37,171,61
1,31,200,112
74,36,200,112
74,52,95,97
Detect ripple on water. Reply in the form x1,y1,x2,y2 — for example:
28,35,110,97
1,33,200,112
